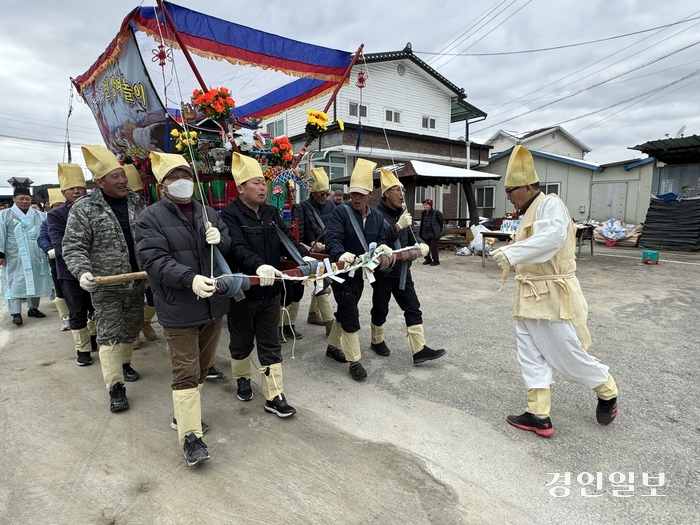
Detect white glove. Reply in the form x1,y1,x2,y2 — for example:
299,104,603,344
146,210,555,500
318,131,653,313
192,274,216,298
376,244,393,257
302,256,317,263
47,249,56,259
491,249,511,270
418,243,429,257
256,264,283,286
339,252,356,265
205,222,221,245
79,272,98,292
397,212,412,229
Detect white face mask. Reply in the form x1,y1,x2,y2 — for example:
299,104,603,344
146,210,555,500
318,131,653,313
166,179,194,200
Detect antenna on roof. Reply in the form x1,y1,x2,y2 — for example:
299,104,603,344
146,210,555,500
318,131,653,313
674,125,686,138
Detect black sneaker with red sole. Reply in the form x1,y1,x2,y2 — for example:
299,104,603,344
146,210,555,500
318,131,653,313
596,396,618,426
506,412,555,437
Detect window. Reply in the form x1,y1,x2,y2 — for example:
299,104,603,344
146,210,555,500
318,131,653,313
543,183,560,195
349,102,367,118
385,109,401,123
266,118,284,137
476,186,495,208
422,116,436,129
415,186,435,205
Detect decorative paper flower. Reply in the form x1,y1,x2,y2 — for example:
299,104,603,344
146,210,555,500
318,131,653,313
171,129,204,163
267,135,294,168
305,109,330,143
191,87,235,120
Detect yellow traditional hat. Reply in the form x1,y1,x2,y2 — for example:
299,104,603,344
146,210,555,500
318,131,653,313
231,152,263,186
149,151,193,184
47,188,66,206
380,168,402,194
123,164,143,191
505,145,539,187
81,145,122,179
57,163,86,191
309,167,329,192
349,158,376,195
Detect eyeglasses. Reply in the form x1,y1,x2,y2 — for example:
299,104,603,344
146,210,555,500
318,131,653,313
505,186,524,195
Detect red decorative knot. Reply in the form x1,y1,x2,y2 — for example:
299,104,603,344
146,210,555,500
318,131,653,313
356,71,368,89
151,44,172,66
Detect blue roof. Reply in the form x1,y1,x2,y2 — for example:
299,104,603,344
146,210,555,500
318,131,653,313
623,157,654,170
489,146,604,172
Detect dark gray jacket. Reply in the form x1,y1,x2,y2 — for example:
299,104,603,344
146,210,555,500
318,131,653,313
135,196,232,328
419,208,444,240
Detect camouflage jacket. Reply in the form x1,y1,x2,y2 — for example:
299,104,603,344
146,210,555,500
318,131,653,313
62,188,146,289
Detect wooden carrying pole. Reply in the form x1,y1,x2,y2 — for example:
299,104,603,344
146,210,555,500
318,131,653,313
92,248,420,286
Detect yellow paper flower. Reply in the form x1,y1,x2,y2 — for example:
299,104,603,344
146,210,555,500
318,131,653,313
189,131,197,138
170,129,179,137
337,119,345,131
175,143,183,151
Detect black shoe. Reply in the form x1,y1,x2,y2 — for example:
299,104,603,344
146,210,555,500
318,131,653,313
371,341,390,356
109,382,129,413
596,396,618,426
122,363,140,382
429,261,440,266
205,366,223,380
171,418,209,434
76,351,92,366
183,432,210,467
506,412,554,437
27,308,46,318
422,258,432,265
349,361,367,381
264,394,297,418
90,335,98,352
236,377,253,401
283,324,303,339
413,345,446,364
326,345,347,363
11,314,23,326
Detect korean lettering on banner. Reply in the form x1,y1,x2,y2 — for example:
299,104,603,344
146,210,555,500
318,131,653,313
78,30,167,160
546,472,667,498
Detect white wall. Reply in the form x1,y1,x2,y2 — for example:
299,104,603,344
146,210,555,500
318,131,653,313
591,162,653,224
260,59,455,140
473,155,593,221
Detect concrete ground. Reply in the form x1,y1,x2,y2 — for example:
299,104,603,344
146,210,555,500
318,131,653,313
1,242,698,524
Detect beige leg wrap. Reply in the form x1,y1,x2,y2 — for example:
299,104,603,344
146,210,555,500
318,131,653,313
340,330,362,363
593,374,618,400
370,323,384,344
99,342,124,388
308,294,318,315
87,318,96,337
121,341,134,365
316,293,334,322
287,302,300,325
172,388,202,444
231,355,252,380
407,324,426,355
143,305,156,323
527,388,551,418
260,363,283,401
327,320,343,347
54,297,69,318
71,328,91,354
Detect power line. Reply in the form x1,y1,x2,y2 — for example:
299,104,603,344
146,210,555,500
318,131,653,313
437,0,533,69
472,37,700,133
416,14,700,57
480,13,700,122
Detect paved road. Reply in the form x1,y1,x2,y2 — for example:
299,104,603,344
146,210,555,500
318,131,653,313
1,244,697,524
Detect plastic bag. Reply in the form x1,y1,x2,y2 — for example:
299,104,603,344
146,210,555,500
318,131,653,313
468,224,488,251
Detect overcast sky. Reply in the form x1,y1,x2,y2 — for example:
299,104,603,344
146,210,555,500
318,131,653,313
1,0,699,186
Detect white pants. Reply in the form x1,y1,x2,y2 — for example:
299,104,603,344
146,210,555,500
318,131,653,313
515,319,609,390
